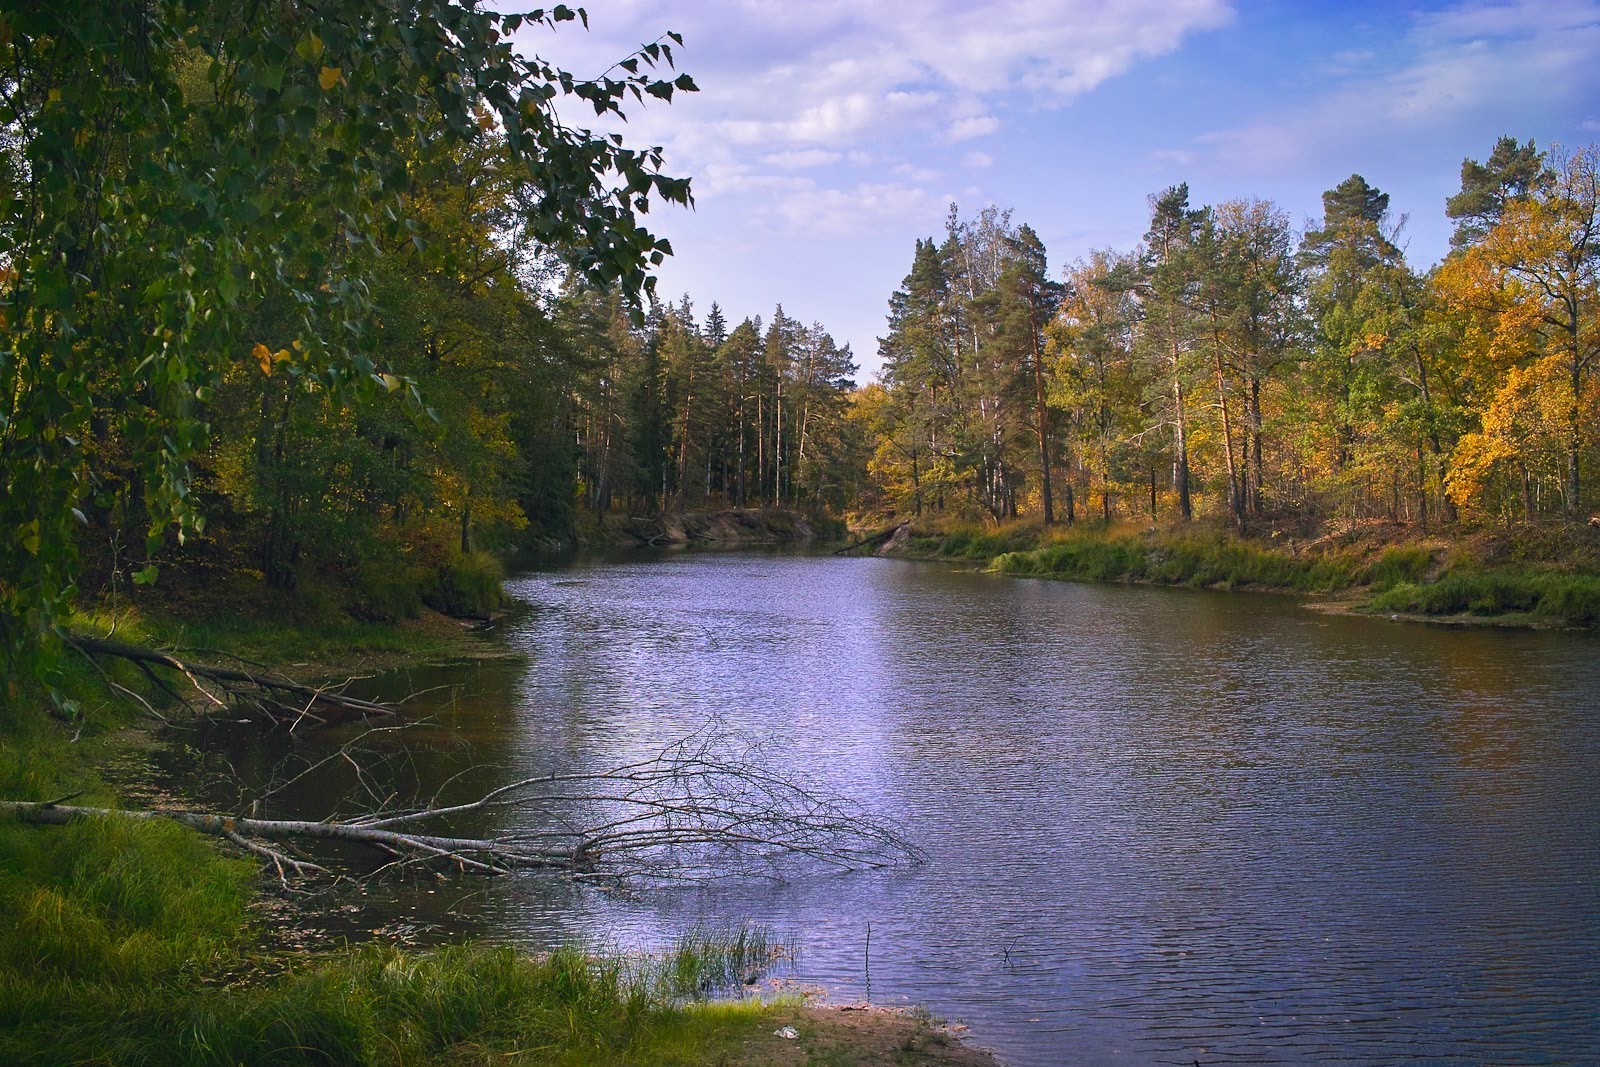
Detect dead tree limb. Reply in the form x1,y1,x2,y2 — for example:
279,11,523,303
68,634,396,724
833,523,907,555
0,731,920,885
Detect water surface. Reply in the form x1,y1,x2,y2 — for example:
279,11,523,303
204,552,1600,1066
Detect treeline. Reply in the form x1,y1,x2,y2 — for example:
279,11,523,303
77,152,861,614
559,296,860,520
860,139,1600,531
0,2,865,664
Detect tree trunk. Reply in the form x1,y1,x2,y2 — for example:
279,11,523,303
1173,376,1192,522
1211,315,1243,530
1250,377,1265,515
1031,315,1055,525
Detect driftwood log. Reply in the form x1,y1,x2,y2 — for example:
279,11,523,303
833,523,907,555
68,634,396,726
1,732,920,886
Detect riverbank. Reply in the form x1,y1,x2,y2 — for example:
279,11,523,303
867,517,1600,628
5,589,993,1065
574,507,847,549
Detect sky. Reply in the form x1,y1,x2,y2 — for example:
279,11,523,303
515,0,1600,379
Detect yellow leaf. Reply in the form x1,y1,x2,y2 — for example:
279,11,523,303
274,348,291,365
318,66,342,91
253,342,273,375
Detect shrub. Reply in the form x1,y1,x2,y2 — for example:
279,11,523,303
1534,574,1600,625
424,550,505,618
1363,545,1434,589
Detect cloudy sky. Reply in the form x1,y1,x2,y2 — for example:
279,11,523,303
517,0,1600,378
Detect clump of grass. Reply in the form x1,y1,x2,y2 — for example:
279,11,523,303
1,938,785,1066
1362,545,1434,590
993,536,1149,581
1535,573,1600,624
994,529,1360,593
934,525,1041,560
662,925,782,998
0,806,786,1067
1371,567,1600,624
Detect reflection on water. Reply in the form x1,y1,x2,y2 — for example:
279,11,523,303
181,552,1600,1066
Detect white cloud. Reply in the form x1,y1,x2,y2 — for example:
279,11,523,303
893,162,944,183
510,0,1234,271
763,148,843,170
522,1,1233,160
770,182,952,238
948,115,1001,142
1193,0,1600,174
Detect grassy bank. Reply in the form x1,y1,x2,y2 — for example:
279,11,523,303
5,587,988,1065
572,507,849,549
0,807,795,1067
0,766,979,1065
884,517,1600,628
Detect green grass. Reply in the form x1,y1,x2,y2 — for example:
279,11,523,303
0,793,790,1067
0,935,789,1066
1371,568,1600,624
921,519,1599,627
0,687,786,1066
1361,545,1435,590
68,602,477,674
991,529,1360,593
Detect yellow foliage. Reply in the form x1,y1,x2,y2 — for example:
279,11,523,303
318,66,342,91
252,344,292,375
1447,355,1596,508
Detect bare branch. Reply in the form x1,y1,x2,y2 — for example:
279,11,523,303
1,728,921,885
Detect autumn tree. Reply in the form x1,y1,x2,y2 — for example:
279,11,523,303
1442,145,1600,515
1048,251,1144,522
0,2,694,680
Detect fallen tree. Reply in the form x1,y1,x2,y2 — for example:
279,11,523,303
833,523,908,555
2,731,920,886
67,634,397,727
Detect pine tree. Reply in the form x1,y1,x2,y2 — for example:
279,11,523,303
1447,136,1551,249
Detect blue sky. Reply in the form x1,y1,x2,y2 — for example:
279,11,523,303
518,1,1600,378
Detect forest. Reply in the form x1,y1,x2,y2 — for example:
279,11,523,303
866,141,1598,534
1,2,1598,1064
1,1,1596,691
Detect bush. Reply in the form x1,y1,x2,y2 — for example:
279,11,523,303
423,550,505,618
349,561,428,621
1535,574,1600,625
1363,545,1434,589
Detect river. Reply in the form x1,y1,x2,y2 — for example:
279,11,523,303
181,550,1600,1066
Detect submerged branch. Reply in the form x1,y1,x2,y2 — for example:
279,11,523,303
68,634,397,725
1,730,921,886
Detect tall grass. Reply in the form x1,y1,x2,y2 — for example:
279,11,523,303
1,937,787,1066
1372,569,1600,624
0,699,784,1065
992,529,1362,592
0,831,788,1067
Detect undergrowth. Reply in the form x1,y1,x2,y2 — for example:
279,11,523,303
1371,569,1600,625
903,518,1599,627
